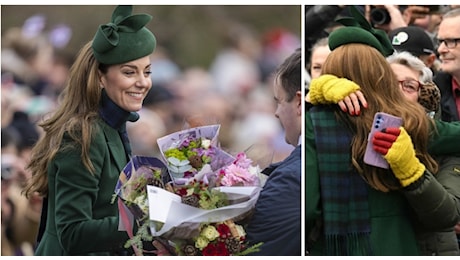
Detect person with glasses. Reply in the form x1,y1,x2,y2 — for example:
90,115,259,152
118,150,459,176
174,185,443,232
307,50,460,255
387,51,460,256
312,49,460,256
434,8,460,123
387,51,441,117
433,7,460,250
305,6,460,255
306,6,452,256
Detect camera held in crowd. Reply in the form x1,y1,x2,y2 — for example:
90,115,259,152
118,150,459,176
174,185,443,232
370,7,391,25
370,5,442,26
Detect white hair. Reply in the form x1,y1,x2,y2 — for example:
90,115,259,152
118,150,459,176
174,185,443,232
386,51,433,84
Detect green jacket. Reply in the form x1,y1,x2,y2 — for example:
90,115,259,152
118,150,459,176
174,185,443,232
406,156,460,256
35,119,130,255
428,120,460,156
305,111,460,256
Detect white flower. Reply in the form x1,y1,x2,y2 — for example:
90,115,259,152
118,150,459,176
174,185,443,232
248,165,260,176
201,225,220,241
195,236,210,250
201,139,211,149
235,224,246,237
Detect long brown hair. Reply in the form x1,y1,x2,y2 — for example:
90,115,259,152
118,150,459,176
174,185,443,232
322,43,437,192
23,41,103,198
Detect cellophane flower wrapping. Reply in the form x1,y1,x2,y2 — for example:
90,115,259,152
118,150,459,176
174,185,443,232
115,125,269,255
156,124,236,183
114,156,171,255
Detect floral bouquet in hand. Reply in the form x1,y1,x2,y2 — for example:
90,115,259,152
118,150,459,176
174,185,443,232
113,155,172,255
115,158,262,256
164,149,267,256
156,124,235,183
115,125,267,255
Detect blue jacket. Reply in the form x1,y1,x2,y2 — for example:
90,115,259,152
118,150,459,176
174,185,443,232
246,145,301,256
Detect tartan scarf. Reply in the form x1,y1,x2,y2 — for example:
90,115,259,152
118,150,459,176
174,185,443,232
99,89,139,159
309,106,372,255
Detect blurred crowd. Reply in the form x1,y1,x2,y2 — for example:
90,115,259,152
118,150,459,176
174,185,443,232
306,5,460,84
305,4,460,256
1,12,300,256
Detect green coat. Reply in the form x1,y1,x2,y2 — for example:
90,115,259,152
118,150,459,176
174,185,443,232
305,111,460,256
428,120,460,156
35,119,130,255
407,156,460,256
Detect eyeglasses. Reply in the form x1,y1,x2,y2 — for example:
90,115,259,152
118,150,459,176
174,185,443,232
437,38,460,49
398,79,421,93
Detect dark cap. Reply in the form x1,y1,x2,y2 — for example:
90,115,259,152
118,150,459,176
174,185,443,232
388,26,434,56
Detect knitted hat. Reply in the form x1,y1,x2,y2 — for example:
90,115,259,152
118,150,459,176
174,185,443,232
92,5,156,65
388,26,435,56
328,6,394,57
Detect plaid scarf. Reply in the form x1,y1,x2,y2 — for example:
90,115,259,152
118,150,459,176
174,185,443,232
99,89,139,159
309,106,372,255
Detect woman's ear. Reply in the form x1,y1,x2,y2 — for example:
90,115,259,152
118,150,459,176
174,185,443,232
98,71,105,88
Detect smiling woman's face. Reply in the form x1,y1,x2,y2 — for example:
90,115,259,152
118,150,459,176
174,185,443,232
390,63,420,103
100,56,152,112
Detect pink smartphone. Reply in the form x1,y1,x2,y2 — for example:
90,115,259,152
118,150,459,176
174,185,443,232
363,112,403,169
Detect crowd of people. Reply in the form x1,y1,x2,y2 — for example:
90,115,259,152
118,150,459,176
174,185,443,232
306,5,460,256
1,5,300,256
2,4,460,256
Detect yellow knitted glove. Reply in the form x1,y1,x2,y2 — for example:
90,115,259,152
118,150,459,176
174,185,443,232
372,127,425,187
309,74,361,105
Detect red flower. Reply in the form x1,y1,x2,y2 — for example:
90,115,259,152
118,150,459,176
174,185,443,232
176,187,188,197
215,223,231,238
202,242,229,256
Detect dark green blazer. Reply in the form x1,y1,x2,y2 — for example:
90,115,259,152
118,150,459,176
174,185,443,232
35,119,130,255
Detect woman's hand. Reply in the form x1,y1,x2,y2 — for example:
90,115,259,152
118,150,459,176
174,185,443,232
337,90,367,116
372,127,425,187
308,74,368,116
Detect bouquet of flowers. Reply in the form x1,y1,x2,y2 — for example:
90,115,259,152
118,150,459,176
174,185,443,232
113,156,170,255
114,125,268,256
156,124,235,182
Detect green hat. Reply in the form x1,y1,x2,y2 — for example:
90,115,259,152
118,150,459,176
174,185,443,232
92,5,156,65
328,6,394,57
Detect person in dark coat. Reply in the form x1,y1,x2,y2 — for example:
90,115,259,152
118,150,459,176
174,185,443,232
305,6,456,256
22,5,157,255
244,48,302,255
433,8,460,123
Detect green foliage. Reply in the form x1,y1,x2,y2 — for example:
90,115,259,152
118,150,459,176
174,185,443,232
124,220,153,252
235,242,263,256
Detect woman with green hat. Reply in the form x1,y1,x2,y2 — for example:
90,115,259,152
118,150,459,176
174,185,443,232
22,5,157,255
305,6,458,255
